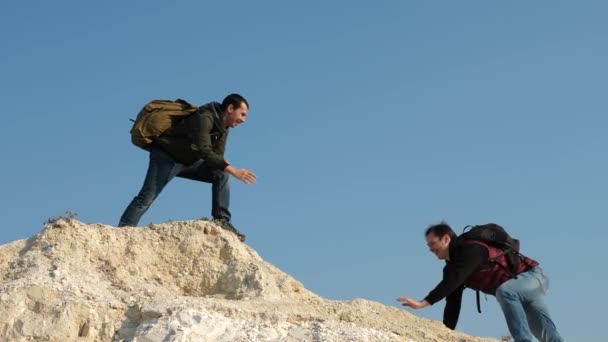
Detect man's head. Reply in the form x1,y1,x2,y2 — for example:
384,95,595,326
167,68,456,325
425,222,457,260
222,93,249,128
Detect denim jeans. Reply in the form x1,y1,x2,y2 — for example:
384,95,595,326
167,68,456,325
495,267,563,342
118,147,230,227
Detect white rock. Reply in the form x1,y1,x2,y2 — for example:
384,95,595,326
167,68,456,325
0,219,500,342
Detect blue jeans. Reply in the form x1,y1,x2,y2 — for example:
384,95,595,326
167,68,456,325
118,147,230,227
495,267,563,342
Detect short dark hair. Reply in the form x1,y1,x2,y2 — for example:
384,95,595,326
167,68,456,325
425,221,457,239
222,93,249,111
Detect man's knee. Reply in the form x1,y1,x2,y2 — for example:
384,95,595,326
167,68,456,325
213,170,230,184
496,283,519,303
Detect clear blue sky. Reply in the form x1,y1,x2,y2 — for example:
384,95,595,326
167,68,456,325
1,1,606,340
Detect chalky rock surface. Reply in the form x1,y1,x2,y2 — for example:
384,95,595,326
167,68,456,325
0,218,499,341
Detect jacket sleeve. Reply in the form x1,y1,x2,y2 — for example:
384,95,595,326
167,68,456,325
191,112,229,170
443,285,464,329
216,131,229,158
424,243,487,305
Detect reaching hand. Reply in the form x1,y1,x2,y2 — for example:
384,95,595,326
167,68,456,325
224,165,257,184
396,296,429,310
232,168,257,184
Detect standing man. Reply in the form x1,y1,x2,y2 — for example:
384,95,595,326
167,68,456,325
396,222,563,342
118,93,256,241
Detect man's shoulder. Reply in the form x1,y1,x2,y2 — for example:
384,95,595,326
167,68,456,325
450,239,489,259
452,237,488,249
193,106,212,117
183,108,215,127
198,102,221,113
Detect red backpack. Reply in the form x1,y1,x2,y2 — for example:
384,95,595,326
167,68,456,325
458,224,537,313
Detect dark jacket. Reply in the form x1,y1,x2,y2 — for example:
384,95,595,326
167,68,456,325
424,239,538,330
154,102,230,169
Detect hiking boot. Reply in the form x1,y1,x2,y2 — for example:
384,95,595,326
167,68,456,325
214,218,246,242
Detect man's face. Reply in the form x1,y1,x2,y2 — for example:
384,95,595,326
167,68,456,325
224,102,248,128
426,233,451,260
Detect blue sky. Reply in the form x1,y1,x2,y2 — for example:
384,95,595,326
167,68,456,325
1,1,606,340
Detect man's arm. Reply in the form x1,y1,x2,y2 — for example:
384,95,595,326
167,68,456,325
443,285,465,329
216,130,228,158
191,113,229,170
191,111,256,184
424,243,487,305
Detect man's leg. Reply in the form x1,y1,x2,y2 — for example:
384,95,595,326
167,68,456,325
495,276,535,342
177,161,231,221
118,148,182,227
522,268,564,342
178,162,244,241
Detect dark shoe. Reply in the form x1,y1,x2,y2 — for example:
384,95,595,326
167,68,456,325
214,218,246,242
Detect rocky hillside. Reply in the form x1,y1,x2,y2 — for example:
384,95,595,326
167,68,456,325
0,218,499,341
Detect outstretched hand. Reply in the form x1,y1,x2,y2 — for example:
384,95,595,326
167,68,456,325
396,296,429,310
230,168,257,184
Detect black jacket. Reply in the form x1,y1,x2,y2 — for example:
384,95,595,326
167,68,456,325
154,102,230,169
424,241,489,329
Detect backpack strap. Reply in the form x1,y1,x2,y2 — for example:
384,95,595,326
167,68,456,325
466,239,521,278
476,290,481,313
462,225,474,233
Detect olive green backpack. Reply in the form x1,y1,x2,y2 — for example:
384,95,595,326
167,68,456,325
130,99,198,150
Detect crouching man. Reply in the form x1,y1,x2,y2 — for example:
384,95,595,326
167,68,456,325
396,222,563,342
